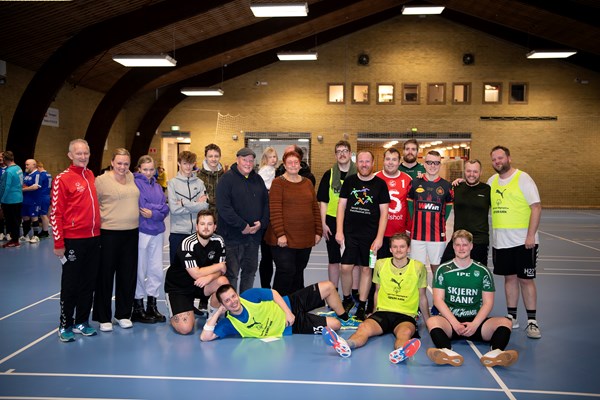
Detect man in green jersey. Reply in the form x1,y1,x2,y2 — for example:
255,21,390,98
425,230,518,368
323,233,429,364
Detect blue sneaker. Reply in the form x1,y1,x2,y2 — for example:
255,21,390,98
58,326,75,342
73,322,97,336
339,316,361,330
389,338,421,364
322,327,351,358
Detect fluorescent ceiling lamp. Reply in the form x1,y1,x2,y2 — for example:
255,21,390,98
401,5,445,15
526,50,577,59
180,88,224,96
250,2,308,17
112,54,176,67
277,52,318,61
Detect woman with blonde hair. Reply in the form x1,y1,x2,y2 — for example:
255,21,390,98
93,148,140,332
258,146,278,288
258,146,278,190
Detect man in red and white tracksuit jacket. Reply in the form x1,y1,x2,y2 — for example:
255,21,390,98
51,139,101,342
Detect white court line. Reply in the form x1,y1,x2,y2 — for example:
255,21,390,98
0,293,60,322
539,230,600,252
538,272,600,277
544,268,600,272
0,329,57,366
467,341,516,400
1,371,598,398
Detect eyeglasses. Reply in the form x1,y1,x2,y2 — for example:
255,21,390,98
335,149,349,155
425,160,441,166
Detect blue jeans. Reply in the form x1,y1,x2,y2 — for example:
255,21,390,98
225,241,260,294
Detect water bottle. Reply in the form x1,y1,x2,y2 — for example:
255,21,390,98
369,249,376,269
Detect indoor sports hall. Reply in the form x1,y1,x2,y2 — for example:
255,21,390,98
1,209,599,400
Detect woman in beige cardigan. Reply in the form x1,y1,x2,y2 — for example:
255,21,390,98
92,148,140,332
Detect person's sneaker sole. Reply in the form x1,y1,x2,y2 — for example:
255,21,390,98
427,348,464,366
322,327,351,358
481,350,519,367
389,338,421,364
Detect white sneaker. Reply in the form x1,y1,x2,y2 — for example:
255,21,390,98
114,318,133,329
99,322,113,332
6,234,11,241
19,236,29,242
526,320,541,339
0,233,5,241
480,348,519,367
426,348,464,367
29,236,40,243
506,314,519,329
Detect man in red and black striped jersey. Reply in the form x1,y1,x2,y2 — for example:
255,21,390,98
407,151,453,278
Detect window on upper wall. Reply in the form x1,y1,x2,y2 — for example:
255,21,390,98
509,82,528,104
328,83,345,104
452,82,471,105
427,83,446,105
352,83,370,104
402,83,420,105
377,83,395,104
483,82,502,104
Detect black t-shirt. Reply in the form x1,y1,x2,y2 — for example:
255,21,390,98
316,168,349,203
339,174,390,238
164,233,226,295
453,182,491,244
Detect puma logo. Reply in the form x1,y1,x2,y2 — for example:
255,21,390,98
247,317,262,329
496,188,507,198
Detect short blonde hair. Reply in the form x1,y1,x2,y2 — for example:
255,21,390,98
260,147,278,167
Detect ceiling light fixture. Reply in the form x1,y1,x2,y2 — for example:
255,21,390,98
250,2,308,17
180,88,224,96
526,50,577,59
277,51,318,61
112,54,177,67
401,5,445,15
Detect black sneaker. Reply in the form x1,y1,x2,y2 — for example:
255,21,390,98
354,306,366,322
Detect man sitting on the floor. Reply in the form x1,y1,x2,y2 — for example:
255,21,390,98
425,229,518,367
322,233,429,363
200,281,358,341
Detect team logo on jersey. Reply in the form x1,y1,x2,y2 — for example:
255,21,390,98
390,277,403,293
185,252,193,258
67,249,77,262
483,274,492,290
247,317,263,330
350,187,373,206
75,182,85,193
474,270,480,277
208,250,216,260
388,180,397,188
415,187,425,193
436,186,445,196
417,202,440,211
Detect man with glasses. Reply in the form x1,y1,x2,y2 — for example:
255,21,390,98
408,151,453,280
317,140,357,293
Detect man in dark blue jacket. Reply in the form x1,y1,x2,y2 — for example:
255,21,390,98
216,148,269,294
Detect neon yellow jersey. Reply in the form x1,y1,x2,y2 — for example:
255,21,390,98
490,171,531,229
372,258,427,317
326,169,342,217
226,298,286,338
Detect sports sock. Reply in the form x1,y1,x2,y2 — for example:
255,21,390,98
490,326,511,350
357,300,366,310
429,327,452,349
507,307,517,319
22,220,31,237
351,289,359,301
337,312,350,321
526,309,537,321
32,220,40,235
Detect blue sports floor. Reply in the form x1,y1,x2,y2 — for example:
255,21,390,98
0,210,599,399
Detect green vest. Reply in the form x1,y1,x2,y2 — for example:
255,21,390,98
490,171,531,229
327,168,342,217
226,297,286,338
375,258,423,317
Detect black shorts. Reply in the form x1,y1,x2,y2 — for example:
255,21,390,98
377,236,392,259
369,311,418,337
341,235,371,267
289,284,327,335
324,215,342,264
441,241,489,266
493,244,538,279
451,317,490,342
166,288,210,317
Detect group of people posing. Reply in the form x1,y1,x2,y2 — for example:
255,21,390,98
38,137,541,370
0,152,52,247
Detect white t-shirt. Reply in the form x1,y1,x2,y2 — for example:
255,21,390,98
487,169,540,248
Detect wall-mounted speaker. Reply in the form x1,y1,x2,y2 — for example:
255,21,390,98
358,54,370,66
463,53,474,65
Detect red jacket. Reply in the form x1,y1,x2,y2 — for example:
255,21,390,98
50,165,101,249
